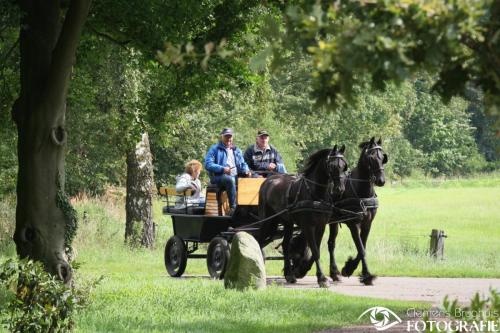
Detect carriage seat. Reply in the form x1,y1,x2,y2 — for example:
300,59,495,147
159,186,205,215
205,184,230,216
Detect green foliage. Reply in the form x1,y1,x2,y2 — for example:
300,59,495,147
0,1,19,199
0,195,15,256
444,288,500,322
151,72,303,185
276,1,500,127
65,42,141,196
465,86,499,162
0,258,100,333
405,80,481,176
56,176,78,260
387,137,424,181
433,289,500,333
1,0,497,200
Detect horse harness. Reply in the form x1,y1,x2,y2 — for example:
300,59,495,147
230,153,379,232
364,144,386,183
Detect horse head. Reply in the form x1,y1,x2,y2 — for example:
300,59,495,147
327,144,348,195
359,137,388,187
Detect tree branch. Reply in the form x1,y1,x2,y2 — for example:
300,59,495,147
87,24,131,49
44,0,92,120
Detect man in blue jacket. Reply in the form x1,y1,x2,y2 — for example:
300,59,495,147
204,128,251,211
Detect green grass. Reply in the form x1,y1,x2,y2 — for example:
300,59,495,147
363,185,500,277
74,273,422,333
71,245,425,333
1,176,499,332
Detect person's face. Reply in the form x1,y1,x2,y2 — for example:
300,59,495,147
192,167,201,179
221,134,233,147
256,135,269,148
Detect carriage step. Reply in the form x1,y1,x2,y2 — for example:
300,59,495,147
187,254,207,259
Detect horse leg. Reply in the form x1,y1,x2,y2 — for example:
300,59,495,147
282,221,296,284
341,223,362,277
341,223,376,285
360,210,376,248
304,224,329,288
327,223,341,281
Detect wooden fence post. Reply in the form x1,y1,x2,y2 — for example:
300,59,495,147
429,229,446,259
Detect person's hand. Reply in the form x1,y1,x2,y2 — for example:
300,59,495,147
245,171,252,177
268,163,277,171
223,167,231,175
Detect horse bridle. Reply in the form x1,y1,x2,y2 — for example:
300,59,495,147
327,151,348,195
364,145,385,183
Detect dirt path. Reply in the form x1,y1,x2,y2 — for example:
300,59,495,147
267,276,500,305
267,276,500,333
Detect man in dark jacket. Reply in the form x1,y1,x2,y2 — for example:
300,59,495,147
204,128,251,210
244,129,287,176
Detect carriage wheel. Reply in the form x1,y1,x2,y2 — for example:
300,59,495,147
164,235,188,277
289,233,313,279
207,237,230,279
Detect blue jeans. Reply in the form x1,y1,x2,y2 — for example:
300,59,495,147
214,175,236,208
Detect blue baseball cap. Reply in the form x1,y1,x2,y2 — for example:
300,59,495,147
220,128,233,136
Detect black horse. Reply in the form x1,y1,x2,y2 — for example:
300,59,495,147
258,145,348,288
327,137,388,285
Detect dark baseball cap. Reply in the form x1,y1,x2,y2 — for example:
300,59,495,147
220,128,233,136
257,129,269,137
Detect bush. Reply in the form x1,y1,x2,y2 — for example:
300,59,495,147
0,258,101,333
425,289,500,332
443,288,500,323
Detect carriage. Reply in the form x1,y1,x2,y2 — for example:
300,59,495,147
160,177,281,279
161,140,387,286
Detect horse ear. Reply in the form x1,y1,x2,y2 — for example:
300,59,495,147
383,153,388,164
377,137,382,145
340,144,345,154
329,145,337,157
370,137,375,144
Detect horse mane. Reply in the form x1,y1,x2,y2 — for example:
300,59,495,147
357,140,372,161
301,148,330,176
358,141,371,150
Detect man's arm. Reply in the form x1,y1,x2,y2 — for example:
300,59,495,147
274,147,287,173
175,175,193,193
236,148,250,175
204,145,224,174
244,146,255,171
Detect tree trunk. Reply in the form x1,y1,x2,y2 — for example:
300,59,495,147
12,0,91,284
125,133,155,248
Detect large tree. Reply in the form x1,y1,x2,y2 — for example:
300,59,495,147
7,0,259,283
12,0,91,283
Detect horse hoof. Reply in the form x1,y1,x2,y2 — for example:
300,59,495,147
330,273,341,282
359,274,376,285
341,266,351,277
330,269,341,281
318,278,330,288
341,257,357,277
285,275,297,284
